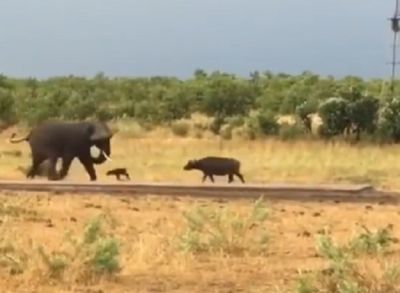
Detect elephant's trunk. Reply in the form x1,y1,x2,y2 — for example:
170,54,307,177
92,153,106,164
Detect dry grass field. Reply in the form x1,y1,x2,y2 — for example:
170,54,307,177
0,193,398,292
0,124,399,190
0,125,400,292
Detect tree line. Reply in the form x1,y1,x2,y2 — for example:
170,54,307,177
1,70,400,142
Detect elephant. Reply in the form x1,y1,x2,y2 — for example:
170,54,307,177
9,120,115,181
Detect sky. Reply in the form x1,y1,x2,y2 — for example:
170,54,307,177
0,0,395,79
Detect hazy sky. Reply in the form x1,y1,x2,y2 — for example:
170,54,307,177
0,1,395,79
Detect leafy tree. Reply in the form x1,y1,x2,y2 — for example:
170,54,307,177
201,73,255,119
296,99,319,132
379,98,400,142
318,97,350,137
0,88,15,123
347,95,380,140
256,111,279,136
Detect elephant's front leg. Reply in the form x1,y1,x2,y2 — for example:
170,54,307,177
78,156,97,181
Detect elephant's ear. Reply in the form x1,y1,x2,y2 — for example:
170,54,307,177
85,124,95,139
89,122,113,141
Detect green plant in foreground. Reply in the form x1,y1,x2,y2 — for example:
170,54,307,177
294,226,400,293
177,196,269,255
349,225,396,256
37,246,68,279
0,242,28,275
72,214,120,276
38,213,120,281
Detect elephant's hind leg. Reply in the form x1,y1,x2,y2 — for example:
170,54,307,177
58,154,74,180
26,156,45,179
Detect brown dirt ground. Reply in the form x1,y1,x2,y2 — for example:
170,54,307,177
0,192,399,293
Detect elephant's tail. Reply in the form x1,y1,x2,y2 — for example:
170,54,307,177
8,132,30,144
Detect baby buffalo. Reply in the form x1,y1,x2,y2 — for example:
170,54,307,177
183,156,245,183
106,168,131,181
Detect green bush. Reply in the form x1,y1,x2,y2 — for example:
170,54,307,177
0,89,15,123
347,95,380,140
278,123,308,141
318,97,350,137
294,225,398,293
177,196,269,256
226,115,245,128
209,115,225,135
378,97,400,142
257,111,279,136
38,213,120,280
296,99,318,131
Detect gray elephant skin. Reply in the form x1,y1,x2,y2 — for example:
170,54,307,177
9,120,115,181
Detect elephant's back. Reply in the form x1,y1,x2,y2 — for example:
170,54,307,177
28,122,81,147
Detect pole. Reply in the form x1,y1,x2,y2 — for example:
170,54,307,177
390,0,400,98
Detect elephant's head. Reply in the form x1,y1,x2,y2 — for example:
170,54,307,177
86,122,116,164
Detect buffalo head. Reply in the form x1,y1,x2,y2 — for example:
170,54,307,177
183,159,199,171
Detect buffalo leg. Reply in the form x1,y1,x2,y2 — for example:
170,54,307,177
228,173,234,183
202,173,207,183
209,174,215,183
78,157,97,181
235,172,245,183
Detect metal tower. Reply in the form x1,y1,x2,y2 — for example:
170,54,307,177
389,0,400,97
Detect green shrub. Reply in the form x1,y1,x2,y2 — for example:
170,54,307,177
347,95,380,140
349,225,396,255
209,115,225,135
278,123,308,141
226,115,245,128
378,97,400,142
294,225,398,293
256,111,279,136
37,246,68,279
0,242,28,275
38,213,120,281
317,97,350,137
177,196,269,256
296,99,318,131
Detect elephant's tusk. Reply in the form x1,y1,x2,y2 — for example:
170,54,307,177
102,151,112,162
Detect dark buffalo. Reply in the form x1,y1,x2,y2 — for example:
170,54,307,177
9,120,115,181
183,156,245,183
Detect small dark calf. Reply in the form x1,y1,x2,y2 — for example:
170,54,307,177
106,168,131,181
183,156,245,183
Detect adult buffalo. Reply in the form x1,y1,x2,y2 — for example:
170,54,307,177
183,156,245,183
9,120,115,181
